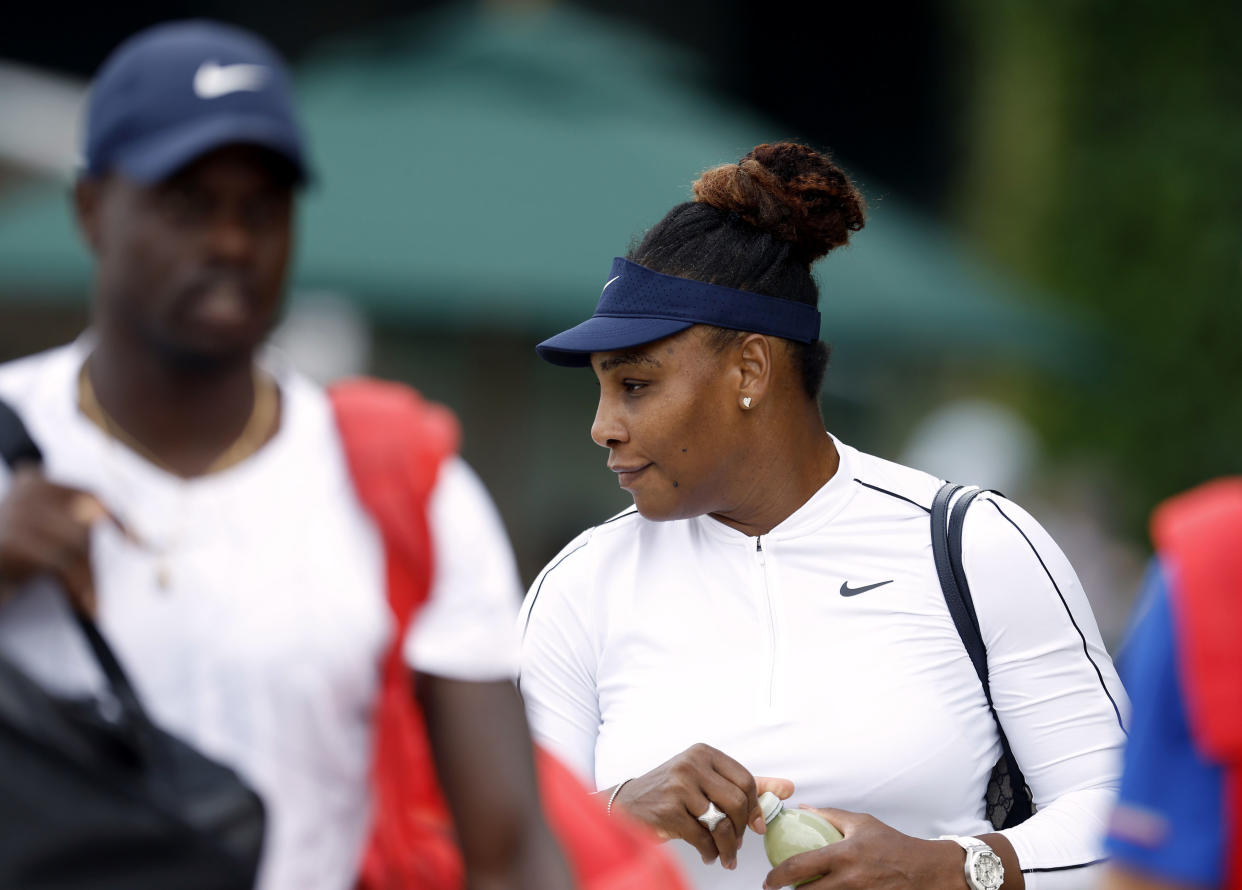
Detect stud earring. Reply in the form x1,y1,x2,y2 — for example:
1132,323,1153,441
742,397,753,409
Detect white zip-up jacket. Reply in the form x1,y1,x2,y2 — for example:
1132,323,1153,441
518,436,1128,890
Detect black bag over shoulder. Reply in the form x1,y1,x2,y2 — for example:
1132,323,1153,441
931,481,1035,831
0,397,266,889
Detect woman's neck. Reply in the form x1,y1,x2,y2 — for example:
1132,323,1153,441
708,410,840,537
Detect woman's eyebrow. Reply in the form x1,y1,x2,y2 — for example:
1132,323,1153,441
597,353,662,372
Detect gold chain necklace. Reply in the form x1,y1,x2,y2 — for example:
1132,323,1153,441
78,360,280,589
78,362,279,477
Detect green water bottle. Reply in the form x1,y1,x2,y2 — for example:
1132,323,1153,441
758,791,844,886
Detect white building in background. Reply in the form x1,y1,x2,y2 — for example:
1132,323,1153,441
0,61,84,189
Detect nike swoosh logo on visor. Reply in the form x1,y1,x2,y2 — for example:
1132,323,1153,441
839,580,894,597
193,61,270,99
599,276,620,296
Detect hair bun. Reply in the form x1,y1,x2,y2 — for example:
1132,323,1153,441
692,142,865,262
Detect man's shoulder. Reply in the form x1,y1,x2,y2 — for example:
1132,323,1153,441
0,344,80,412
0,344,75,387
325,375,460,463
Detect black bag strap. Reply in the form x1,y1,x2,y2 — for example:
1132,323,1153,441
931,484,989,690
931,481,1033,825
0,397,43,469
0,395,155,744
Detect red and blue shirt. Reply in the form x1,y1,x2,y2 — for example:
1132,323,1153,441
1108,477,1242,889
1106,563,1226,885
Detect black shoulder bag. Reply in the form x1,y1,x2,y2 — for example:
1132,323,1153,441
0,397,266,889
931,481,1035,830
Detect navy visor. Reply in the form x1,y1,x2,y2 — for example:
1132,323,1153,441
536,257,822,367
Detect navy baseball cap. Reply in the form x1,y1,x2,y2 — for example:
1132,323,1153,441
83,20,310,184
536,258,822,367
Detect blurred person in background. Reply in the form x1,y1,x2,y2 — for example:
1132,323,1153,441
0,20,576,890
1103,478,1242,890
519,142,1129,890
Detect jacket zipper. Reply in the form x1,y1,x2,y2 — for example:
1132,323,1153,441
756,536,776,707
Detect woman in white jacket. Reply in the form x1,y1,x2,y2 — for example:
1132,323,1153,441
519,141,1128,890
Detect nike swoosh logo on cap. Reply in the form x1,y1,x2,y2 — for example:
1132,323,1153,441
839,579,894,597
600,276,620,296
193,61,270,99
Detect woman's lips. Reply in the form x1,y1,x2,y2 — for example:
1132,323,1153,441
610,462,653,488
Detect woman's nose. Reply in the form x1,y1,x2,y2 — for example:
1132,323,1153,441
590,395,628,448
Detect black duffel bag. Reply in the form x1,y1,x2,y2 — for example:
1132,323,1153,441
0,397,266,889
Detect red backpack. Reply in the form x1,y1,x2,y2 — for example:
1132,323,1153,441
330,378,688,890
1151,477,1242,889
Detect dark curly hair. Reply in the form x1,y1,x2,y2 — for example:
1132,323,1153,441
627,141,865,398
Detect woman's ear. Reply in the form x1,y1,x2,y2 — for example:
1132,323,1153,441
736,334,772,411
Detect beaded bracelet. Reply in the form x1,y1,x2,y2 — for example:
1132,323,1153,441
606,777,634,816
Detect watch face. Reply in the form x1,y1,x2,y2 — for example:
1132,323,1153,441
971,850,1004,889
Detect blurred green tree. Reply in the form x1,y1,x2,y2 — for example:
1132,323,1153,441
955,0,1242,539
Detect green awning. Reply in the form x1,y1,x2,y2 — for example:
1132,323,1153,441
0,3,1065,356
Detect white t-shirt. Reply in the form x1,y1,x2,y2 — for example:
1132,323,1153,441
519,436,1129,890
0,340,523,890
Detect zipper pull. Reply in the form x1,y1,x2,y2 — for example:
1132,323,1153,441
755,536,765,566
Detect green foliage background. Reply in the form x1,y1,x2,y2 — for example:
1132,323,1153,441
955,1,1242,539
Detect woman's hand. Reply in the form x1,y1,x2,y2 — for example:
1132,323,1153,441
762,807,966,890
612,743,794,871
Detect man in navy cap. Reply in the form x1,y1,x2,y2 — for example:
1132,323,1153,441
0,20,574,890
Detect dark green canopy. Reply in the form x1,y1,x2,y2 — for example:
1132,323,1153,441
0,4,1063,355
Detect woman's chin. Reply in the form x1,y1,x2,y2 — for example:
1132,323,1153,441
630,492,698,523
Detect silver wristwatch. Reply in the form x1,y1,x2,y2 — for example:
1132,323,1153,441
938,835,1004,890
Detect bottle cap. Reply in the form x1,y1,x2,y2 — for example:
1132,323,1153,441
758,791,783,824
